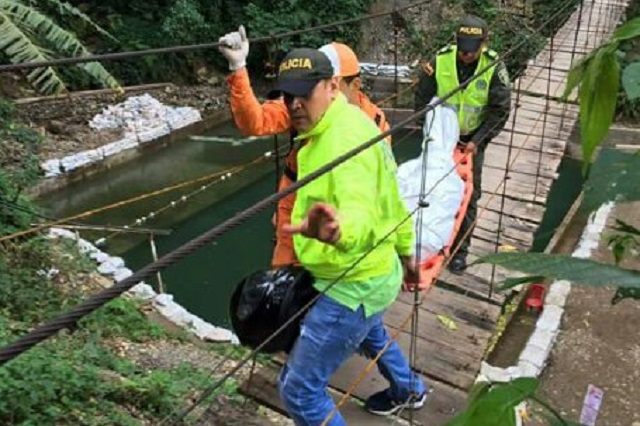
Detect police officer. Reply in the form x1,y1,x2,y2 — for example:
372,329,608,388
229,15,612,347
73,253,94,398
414,15,511,274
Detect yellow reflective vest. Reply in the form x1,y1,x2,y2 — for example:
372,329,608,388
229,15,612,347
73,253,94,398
435,45,498,135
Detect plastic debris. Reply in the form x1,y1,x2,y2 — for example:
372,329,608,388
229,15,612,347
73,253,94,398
436,314,458,330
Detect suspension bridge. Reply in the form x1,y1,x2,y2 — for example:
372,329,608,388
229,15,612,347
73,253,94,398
235,1,627,424
0,0,629,424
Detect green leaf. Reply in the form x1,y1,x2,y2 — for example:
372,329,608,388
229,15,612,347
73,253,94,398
0,0,120,94
436,314,458,330
478,252,640,289
39,0,119,43
562,54,591,101
622,62,640,100
579,46,621,172
467,381,491,403
445,379,538,426
497,275,547,291
612,286,640,304
612,17,640,42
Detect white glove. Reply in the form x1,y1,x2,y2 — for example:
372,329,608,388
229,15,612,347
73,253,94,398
218,25,249,72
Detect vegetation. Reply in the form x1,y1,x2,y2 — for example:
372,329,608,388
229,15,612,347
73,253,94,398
0,0,120,94
0,98,240,424
1,0,587,93
399,0,580,77
563,17,640,169
455,9,640,426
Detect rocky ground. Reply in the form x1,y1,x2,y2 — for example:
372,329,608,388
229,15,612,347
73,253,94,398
65,266,292,426
528,202,640,426
109,337,293,426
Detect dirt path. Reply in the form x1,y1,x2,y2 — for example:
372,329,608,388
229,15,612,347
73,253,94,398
529,202,640,425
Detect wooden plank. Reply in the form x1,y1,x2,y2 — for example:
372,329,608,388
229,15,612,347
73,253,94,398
481,169,553,202
476,207,540,231
398,286,500,330
241,364,415,425
492,132,567,156
475,222,535,248
472,227,532,252
388,330,480,389
330,356,469,426
436,269,496,301
477,193,545,223
484,138,562,169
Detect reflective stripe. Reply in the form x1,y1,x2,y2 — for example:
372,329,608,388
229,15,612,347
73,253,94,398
435,46,497,134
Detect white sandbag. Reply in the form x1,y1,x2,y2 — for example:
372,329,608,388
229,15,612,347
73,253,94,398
398,98,464,260
99,135,139,158
136,124,171,144
60,149,103,172
41,159,63,177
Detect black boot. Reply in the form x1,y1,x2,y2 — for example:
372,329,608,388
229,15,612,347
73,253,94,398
448,255,467,275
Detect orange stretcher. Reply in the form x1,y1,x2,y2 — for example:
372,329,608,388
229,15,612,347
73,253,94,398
419,147,474,286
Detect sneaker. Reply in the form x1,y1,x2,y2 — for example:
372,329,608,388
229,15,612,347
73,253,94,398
364,388,427,416
448,255,467,275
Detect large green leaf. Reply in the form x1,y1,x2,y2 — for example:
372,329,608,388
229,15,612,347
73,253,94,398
581,149,640,215
579,46,620,172
39,0,118,43
0,0,120,94
478,252,640,290
498,275,546,291
562,54,591,101
0,10,66,94
445,378,538,426
612,219,640,236
622,62,640,100
612,17,640,42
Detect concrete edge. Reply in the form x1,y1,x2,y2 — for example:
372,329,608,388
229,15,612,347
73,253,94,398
48,227,239,345
29,107,232,197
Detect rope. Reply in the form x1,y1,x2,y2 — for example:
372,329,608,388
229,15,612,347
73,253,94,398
320,3,589,418
0,0,435,73
0,0,579,409
97,141,290,244
0,152,275,243
0,98,429,365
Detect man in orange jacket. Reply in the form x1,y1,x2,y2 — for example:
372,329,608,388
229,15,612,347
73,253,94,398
219,26,390,269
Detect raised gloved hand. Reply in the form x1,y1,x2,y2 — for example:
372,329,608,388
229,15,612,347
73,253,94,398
218,25,249,71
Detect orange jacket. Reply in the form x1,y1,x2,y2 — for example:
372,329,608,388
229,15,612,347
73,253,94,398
226,68,390,267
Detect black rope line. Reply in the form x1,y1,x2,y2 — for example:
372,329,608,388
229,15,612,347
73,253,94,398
0,0,578,376
0,0,434,73
162,209,421,425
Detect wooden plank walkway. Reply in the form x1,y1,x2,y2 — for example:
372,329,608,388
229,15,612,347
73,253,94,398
240,1,628,424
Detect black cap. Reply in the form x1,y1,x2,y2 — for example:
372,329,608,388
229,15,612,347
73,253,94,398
456,15,488,53
270,48,334,98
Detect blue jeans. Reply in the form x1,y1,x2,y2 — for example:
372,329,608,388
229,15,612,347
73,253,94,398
278,295,426,426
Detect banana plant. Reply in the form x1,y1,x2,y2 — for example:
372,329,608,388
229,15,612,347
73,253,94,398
0,0,121,94
562,17,640,173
